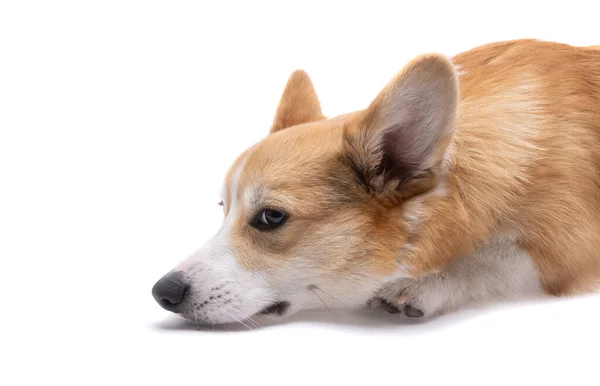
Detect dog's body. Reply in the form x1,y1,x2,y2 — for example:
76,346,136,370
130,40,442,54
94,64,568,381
153,40,600,324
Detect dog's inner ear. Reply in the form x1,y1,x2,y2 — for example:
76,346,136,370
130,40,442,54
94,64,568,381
271,70,325,133
344,54,459,199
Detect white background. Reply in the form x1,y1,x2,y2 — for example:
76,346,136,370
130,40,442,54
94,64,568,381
1,1,599,385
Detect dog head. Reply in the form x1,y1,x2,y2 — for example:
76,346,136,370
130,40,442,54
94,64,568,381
152,53,459,324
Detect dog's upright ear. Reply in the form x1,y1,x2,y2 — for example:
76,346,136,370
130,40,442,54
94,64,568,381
344,54,459,199
271,70,325,133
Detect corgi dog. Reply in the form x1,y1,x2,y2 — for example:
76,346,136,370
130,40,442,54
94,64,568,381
152,40,600,324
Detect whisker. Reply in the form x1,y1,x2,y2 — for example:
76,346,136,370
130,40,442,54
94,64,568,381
312,285,348,307
223,309,253,331
309,287,335,318
237,309,262,328
246,315,263,329
232,290,265,329
246,310,264,328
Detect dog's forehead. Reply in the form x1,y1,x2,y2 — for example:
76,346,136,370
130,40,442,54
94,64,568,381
224,121,345,197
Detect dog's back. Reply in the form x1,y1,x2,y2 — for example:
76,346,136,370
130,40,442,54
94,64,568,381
451,40,600,294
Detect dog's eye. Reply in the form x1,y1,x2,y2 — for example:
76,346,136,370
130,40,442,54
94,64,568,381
252,209,288,230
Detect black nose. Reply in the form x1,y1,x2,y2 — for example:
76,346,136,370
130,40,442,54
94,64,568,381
152,272,189,312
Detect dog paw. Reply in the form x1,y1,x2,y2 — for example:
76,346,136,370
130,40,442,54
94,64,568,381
402,304,425,318
378,298,402,314
375,276,452,318
370,297,426,318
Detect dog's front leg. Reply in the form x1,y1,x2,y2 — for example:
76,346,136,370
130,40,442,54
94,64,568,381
373,236,543,318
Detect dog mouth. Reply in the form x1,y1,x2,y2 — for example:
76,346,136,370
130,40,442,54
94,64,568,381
259,301,290,316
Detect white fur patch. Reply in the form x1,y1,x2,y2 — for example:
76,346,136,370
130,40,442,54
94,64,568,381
223,151,250,213
173,228,275,324
379,232,542,316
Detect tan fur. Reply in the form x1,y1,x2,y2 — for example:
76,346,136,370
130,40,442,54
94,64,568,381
414,40,600,295
270,70,325,133
226,39,600,298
